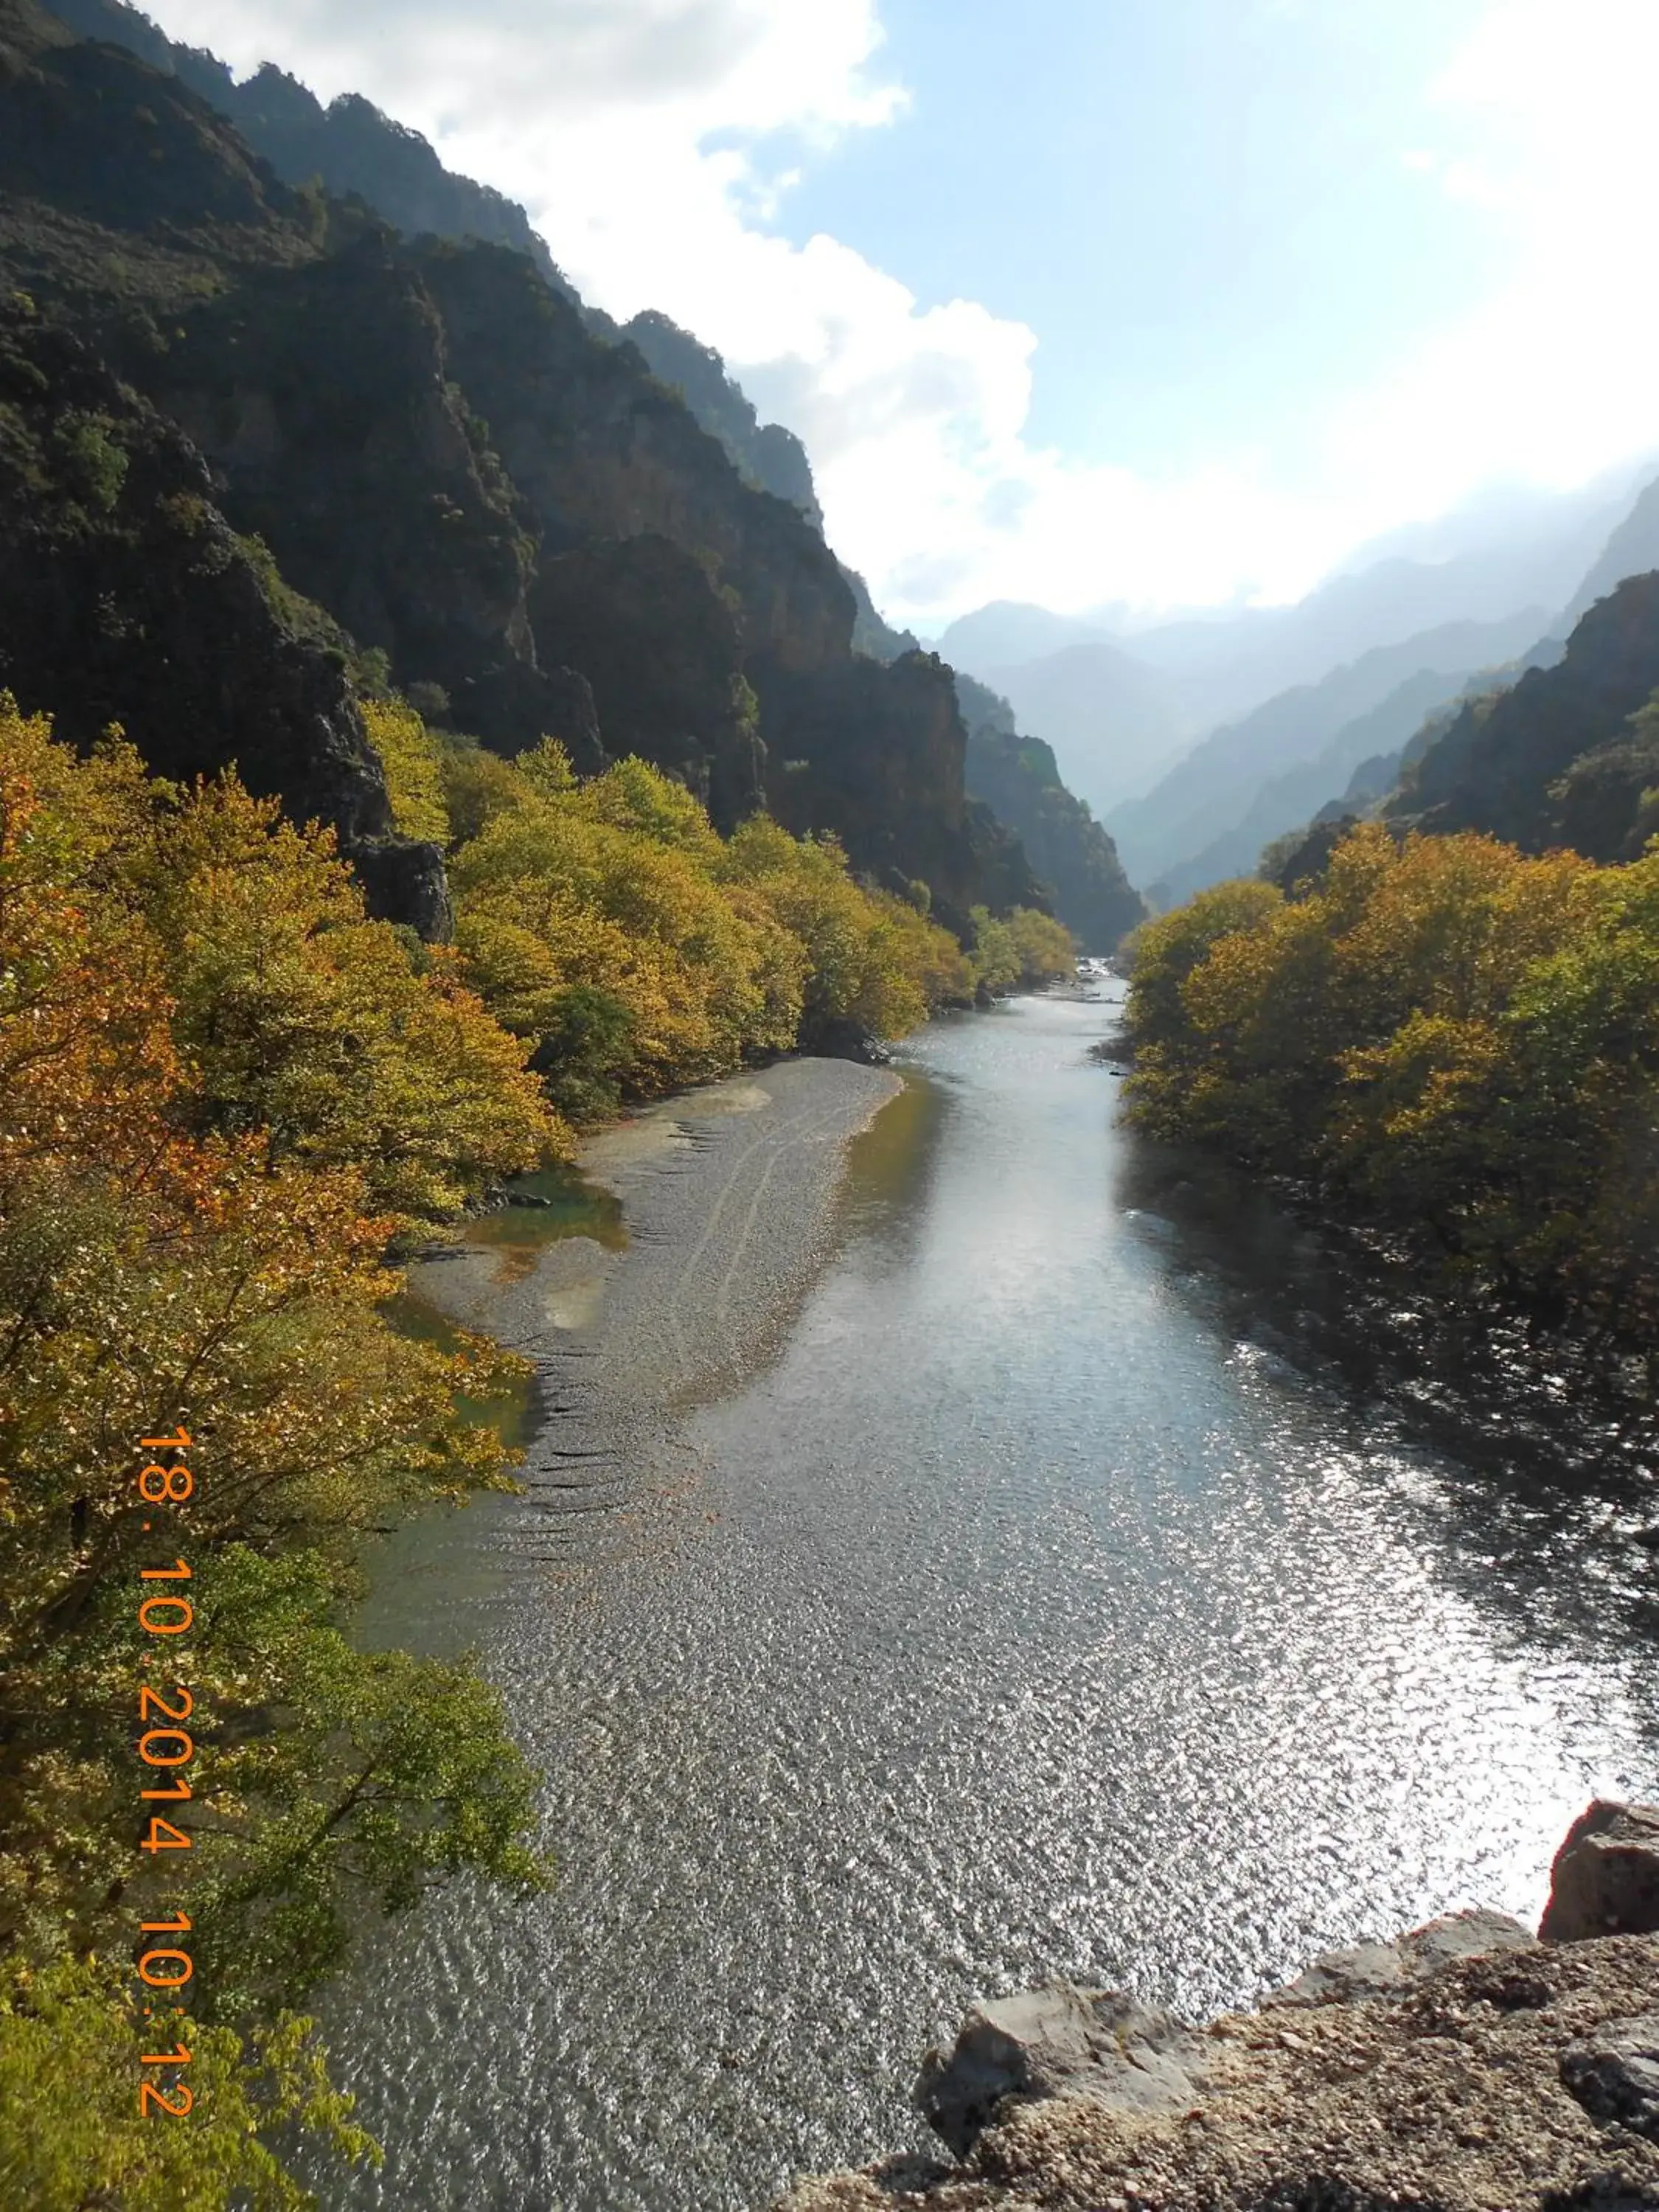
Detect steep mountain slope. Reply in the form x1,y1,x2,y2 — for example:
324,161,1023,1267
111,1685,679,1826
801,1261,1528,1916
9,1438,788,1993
982,639,1185,820
613,308,823,525
43,0,574,292
38,0,1143,935
1105,608,1549,891
1385,571,1659,860
47,0,836,550
1153,663,1495,905
0,0,1043,931
955,674,1145,948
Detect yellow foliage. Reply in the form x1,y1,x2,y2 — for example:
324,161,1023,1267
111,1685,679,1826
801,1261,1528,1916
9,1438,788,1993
438,737,531,844
451,765,972,1109
1122,824,1659,1347
1008,907,1076,986
0,699,552,2199
361,698,450,844
0,1959,377,2211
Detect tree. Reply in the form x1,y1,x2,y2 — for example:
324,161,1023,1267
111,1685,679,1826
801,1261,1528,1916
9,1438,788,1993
0,699,552,2199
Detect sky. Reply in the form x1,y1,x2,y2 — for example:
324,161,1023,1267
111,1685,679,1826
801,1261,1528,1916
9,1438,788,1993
137,0,1659,630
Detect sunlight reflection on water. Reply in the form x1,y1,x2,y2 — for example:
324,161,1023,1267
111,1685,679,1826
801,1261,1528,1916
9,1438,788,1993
313,992,1659,2212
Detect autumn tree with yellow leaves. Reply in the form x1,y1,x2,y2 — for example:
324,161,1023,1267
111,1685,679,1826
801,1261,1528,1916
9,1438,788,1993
0,702,552,2208
1124,822,1659,1367
0,688,1072,2205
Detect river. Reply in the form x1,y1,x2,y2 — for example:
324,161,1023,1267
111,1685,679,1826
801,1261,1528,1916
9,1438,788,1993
313,987,1659,2211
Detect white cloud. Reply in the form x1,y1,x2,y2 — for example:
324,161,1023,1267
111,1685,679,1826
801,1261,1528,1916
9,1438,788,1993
142,0,1659,630
1313,1,1659,520
150,0,902,129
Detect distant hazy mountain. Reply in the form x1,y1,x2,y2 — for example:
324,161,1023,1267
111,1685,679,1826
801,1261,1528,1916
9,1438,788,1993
1127,510,1627,736
1106,609,1551,891
978,639,1184,819
953,675,1146,949
936,601,1116,675
937,476,1641,810
1155,641,1572,904
1152,665,1494,905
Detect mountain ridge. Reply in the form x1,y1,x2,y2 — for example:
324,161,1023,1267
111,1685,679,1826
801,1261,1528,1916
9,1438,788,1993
0,0,1085,938
1105,608,1551,891
25,0,1144,939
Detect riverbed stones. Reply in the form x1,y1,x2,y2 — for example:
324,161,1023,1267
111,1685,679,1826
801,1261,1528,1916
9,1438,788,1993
1540,1800,1659,1942
913,1983,1209,2157
777,1806,1659,2212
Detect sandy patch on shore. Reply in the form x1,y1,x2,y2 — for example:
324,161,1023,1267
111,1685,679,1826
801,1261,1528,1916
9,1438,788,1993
407,1056,902,1559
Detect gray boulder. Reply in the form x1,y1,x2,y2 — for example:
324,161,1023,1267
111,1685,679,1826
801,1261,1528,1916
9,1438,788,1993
1540,1800,1659,1942
1265,1906,1535,2007
914,1982,1207,2157
1560,2009,1659,2139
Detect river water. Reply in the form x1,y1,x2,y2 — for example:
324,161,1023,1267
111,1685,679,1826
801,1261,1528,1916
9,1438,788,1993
316,989,1659,2211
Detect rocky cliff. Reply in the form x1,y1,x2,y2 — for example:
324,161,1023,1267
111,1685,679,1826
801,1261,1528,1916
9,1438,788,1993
781,1802,1659,2212
0,0,1046,932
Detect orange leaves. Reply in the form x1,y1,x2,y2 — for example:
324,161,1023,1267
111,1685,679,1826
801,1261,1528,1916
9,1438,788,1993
0,698,548,1571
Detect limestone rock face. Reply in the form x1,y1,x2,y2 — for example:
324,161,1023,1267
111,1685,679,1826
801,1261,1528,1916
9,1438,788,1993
143,241,548,739
528,534,762,830
350,835,453,941
0,309,426,902
761,651,1046,934
445,659,607,773
1540,1800,1659,1943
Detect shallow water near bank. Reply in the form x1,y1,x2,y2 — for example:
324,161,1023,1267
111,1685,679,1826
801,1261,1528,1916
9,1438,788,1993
456,1164,629,1286
314,991,1659,2212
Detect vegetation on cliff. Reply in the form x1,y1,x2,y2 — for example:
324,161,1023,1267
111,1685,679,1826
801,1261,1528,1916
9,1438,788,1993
1385,574,1659,861
1124,822,1659,1382
365,704,1071,1116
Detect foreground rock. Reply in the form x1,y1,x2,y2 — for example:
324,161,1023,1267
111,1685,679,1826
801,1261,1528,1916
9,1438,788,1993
914,1986,1211,2159
779,1806,1659,2212
1540,1800,1659,1944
